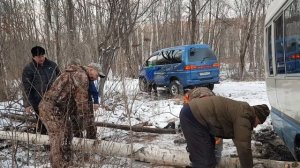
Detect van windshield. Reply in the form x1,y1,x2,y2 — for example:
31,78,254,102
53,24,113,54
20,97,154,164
189,48,216,62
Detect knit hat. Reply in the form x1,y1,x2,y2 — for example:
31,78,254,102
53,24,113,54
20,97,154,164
88,63,106,78
252,104,270,123
188,87,215,100
31,46,45,56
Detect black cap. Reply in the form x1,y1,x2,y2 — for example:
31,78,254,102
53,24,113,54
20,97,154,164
31,46,45,56
252,104,270,124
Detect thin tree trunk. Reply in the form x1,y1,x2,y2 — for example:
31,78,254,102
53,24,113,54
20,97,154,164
44,0,52,57
66,0,75,60
190,0,196,44
0,51,7,100
54,0,62,66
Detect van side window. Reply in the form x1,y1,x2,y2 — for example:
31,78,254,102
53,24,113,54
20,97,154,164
267,26,273,75
161,50,183,64
157,54,166,65
284,0,300,74
147,55,158,67
173,50,183,63
274,15,285,74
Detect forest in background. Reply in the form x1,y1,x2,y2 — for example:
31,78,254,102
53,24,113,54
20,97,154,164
0,0,272,101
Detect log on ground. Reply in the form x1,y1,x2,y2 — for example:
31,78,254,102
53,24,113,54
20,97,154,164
0,113,176,134
0,131,299,168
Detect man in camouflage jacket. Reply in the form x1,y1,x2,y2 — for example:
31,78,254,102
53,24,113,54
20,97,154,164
39,63,105,168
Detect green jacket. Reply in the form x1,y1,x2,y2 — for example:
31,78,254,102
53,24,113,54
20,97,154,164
189,96,256,168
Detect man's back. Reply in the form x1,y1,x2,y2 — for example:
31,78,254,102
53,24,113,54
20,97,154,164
42,65,89,112
189,96,256,138
188,96,257,168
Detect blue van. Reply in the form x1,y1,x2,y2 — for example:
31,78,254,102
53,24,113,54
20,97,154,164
139,44,220,96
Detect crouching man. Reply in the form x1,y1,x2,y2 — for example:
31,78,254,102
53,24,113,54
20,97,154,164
39,63,105,168
180,87,270,168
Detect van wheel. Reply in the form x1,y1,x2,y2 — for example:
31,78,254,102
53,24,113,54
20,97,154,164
139,77,148,92
208,84,214,90
169,80,183,96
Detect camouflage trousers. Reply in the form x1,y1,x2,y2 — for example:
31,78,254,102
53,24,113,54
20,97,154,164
70,107,97,139
39,101,96,168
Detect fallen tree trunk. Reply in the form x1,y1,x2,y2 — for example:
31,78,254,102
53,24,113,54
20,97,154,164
0,131,299,168
94,122,176,134
0,113,36,123
0,113,176,134
0,130,188,166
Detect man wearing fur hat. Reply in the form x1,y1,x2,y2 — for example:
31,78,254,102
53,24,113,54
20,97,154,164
38,62,105,168
180,87,270,168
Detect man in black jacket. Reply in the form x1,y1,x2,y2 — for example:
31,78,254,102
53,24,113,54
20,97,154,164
22,46,60,134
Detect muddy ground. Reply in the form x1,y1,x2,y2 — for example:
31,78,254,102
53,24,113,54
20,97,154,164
252,126,295,161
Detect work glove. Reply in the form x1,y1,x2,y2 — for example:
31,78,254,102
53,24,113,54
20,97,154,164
25,106,34,113
93,104,100,111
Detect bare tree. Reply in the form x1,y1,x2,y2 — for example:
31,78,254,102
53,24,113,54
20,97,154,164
234,0,261,80
44,0,52,56
66,0,76,62
0,0,272,101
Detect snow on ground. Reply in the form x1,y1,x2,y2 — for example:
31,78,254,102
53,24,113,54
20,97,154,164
94,79,271,158
100,79,270,128
0,79,272,167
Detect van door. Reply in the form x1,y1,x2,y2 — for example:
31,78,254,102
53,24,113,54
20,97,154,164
144,55,158,84
154,50,183,86
154,52,167,85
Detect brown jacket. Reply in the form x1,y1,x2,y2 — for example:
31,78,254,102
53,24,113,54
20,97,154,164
40,65,90,116
189,96,256,168
38,65,91,168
